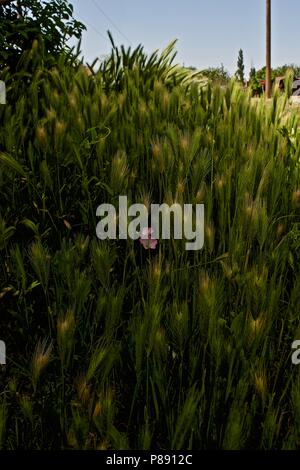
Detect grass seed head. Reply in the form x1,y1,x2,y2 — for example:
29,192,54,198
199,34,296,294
76,375,91,406
292,189,300,207
32,339,53,390
93,401,103,419
36,126,47,146
58,309,75,337
195,186,206,203
254,369,267,397
179,136,189,152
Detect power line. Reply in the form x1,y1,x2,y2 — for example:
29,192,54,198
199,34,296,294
76,12,111,44
90,0,133,46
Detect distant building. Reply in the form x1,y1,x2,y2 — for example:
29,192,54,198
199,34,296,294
256,76,300,96
292,79,300,96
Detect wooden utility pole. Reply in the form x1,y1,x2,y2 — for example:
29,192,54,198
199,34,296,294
266,0,272,98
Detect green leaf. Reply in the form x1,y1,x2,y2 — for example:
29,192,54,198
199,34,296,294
0,152,27,177
20,219,39,236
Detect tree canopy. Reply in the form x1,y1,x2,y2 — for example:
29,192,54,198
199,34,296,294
235,49,245,84
0,0,85,70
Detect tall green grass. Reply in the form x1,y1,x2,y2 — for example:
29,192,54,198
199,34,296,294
1,39,300,449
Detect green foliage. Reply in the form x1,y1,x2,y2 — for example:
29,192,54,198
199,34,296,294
0,0,85,71
1,39,300,450
249,66,256,80
235,49,245,84
271,64,300,80
254,65,300,83
200,64,230,86
249,74,263,96
249,64,300,97
96,35,207,94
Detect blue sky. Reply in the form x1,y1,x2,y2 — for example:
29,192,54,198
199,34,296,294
71,0,300,77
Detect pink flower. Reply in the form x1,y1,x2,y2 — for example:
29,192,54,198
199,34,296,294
139,227,158,250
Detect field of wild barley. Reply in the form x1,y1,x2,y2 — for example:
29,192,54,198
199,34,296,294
1,40,300,450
